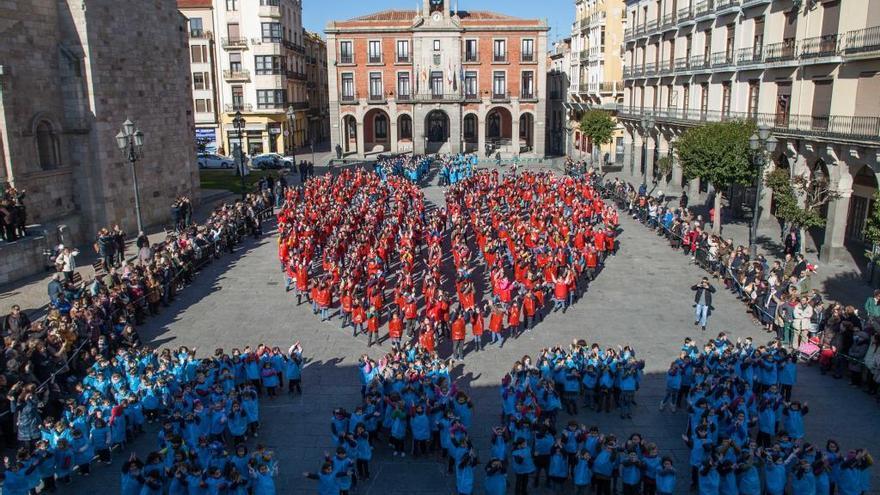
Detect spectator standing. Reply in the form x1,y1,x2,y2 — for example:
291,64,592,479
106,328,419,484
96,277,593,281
1,305,31,340
865,289,880,330
112,224,126,265
94,229,115,271
47,273,63,305
54,246,79,282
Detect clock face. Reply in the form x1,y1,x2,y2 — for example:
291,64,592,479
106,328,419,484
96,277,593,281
432,11,442,21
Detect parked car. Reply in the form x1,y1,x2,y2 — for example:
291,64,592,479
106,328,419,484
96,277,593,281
251,153,292,169
197,153,235,169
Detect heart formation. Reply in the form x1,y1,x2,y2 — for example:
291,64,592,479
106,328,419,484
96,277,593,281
276,167,619,351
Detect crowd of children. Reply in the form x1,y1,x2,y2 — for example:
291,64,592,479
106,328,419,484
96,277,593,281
1,343,305,495
373,155,432,183
437,154,477,186
277,166,621,360
671,334,873,495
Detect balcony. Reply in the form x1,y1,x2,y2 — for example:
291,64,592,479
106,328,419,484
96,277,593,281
598,81,623,93
764,40,798,63
223,69,250,81
800,34,841,59
689,54,710,71
736,45,763,66
661,12,677,31
623,66,633,78
221,37,249,50
464,92,480,102
624,28,634,42
491,91,510,102
396,93,413,102
189,29,212,40
741,0,771,8
644,62,657,76
367,92,387,104
714,0,740,15
580,18,589,29
520,91,537,101
580,50,589,61
340,92,358,103
710,51,735,69
674,56,690,70
258,4,281,17
658,59,674,75
694,0,714,20
844,26,880,56
677,5,694,25
287,71,307,81
224,103,253,113
288,101,309,110
338,54,354,64
645,19,658,36
413,92,464,102
579,82,591,92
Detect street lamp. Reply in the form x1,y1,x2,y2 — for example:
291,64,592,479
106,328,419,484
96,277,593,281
747,124,778,258
640,115,655,186
232,111,247,200
115,119,145,233
287,105,297,166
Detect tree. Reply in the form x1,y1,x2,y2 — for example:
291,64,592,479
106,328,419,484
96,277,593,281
579,110,615,168
863,191,880,262
765,167,839,254
675,120,757,234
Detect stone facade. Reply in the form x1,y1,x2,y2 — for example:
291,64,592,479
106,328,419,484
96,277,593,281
0,0,199,282
326,0,549,159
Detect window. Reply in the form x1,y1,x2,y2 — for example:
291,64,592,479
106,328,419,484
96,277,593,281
369,72,383,99
227,23,240,39
398,115,412,140
339,41,353,64
521,39,534,62
464,71,478,98
700,82,709,115
493,71,506,97
493,39,507,62
397,72,411,98
521,71,534,99
341,73,354,99
666,84,674,108
748,80,760,116
396,40,410,62
262,23,282,42
231,86,244,110
463,114,477,140
374,114,388,139
433,40,441,51
226,0,237,10
368,40,382,63
194,98,212,113
682,84,690,112
35,121,58,170
256,89,286,109
255,56,282,75
189,18,204,37
229,53,242,72
191,45,207,63
430,71,443,96
721,82,731,117
260,0,279,5
464,39,478,62
600,26,606,49
193,72,209,90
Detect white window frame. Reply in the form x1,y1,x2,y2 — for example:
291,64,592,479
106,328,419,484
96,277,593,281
493,38,507,63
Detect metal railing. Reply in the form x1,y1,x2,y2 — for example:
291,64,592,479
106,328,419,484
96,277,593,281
662,12,677,28
491,91,510,102
674,56,690,70
737,45,763,65
367,92,386,103
520,91,537,101
396,93,413,102
689,53,710,70
715,0,740,12
224,103,252,112
678,5,694,22
801,34,841,58
658,59,674,75
646,19,658,35
711,51,735,68
764,39,798,62
644,61,657,76
844,26,880,53
288,101,309,110
694,0,714,17
221,36,248,49
412,92,464,102
599,81,623,92
223,69,250,80
338,54,354,64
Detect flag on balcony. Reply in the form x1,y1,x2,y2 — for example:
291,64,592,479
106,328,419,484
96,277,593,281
415,63,420,92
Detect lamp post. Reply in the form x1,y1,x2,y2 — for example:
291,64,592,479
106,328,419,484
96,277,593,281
287,105,297,166
310,139,316,169
115,119,145,233
747,124,778,259
232,111,247,200
640,115,655,186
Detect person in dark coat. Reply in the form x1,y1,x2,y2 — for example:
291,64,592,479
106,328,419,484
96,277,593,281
1,305,30,340
691,276,716,331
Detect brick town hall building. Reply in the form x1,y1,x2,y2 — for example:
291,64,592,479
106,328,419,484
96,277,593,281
325,0,549,158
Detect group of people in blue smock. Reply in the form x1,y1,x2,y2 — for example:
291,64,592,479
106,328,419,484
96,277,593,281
437,154,477,186
1,343,306,495
669,333,873,495
373,155,432,183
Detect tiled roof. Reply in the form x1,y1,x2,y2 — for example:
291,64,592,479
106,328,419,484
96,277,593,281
343,9,526,22
177,0,212,8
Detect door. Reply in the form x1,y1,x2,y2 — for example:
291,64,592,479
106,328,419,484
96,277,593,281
846,196,869,242
775,82,792,127
811,80,833,130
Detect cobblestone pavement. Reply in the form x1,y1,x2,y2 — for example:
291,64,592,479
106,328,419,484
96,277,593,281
63,163,880,494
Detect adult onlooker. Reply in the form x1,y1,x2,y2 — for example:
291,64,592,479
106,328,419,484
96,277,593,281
691,276,715,332
865,289,880,330
1,305,31,339
783,226,801,256
112,224,126,265
47,273,63,305
792,295,814,348
54,245,79,282
95,228,115,271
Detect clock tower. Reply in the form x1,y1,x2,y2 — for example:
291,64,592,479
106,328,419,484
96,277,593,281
424,0,447,18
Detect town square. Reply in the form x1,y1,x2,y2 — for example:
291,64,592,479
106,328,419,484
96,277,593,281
1,0,880,494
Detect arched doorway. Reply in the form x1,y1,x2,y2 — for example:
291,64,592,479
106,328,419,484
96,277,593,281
847,165,879,244
463,114,478,152
364,108,390,154
424,110,449,154
342,115,357,154
519,113,534,152
397,114,412,152
485,107,512,153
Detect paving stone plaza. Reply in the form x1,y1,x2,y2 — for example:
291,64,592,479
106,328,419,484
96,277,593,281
51,162,878,495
